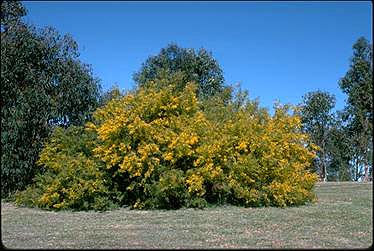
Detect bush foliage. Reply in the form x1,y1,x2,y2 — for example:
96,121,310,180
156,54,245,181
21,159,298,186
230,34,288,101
16,80,318,210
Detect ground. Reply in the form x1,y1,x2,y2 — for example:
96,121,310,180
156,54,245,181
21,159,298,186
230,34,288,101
1,182,372,249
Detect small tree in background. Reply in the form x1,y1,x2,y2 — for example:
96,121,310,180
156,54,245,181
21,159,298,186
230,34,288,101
325,112,354,181
133,43,226,100
98,84,124,107
299,91,336,181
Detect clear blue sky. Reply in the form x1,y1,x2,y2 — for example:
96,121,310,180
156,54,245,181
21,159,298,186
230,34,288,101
22,1,372,113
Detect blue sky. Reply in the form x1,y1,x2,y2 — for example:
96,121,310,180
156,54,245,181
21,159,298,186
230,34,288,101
22,1,372,113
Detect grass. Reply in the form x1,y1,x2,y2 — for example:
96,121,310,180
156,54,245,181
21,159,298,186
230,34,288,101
1,182,372,249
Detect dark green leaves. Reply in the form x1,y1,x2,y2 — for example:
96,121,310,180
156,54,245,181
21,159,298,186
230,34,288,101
1,1,101,195
133,43,225,100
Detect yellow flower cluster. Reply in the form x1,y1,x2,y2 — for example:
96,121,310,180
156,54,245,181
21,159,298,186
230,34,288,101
186,174,205,196
91,83,208,194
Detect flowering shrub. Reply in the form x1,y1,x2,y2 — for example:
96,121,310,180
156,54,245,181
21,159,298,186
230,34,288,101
88,82,210,208
16,80,318,210
88,81,317,208
190,99,318,207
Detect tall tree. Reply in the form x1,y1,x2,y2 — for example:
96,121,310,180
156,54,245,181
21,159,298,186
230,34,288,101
133,43,226,99
339,37,373,181
299,91,336,181
1,1,100,196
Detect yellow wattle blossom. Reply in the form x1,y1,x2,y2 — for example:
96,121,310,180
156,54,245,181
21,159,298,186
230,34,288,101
163,152,174,161
236,141,247,151
189,135,199,145
186,174,205,196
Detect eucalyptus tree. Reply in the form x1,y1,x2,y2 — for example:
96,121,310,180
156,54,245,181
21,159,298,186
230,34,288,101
1,1,100,195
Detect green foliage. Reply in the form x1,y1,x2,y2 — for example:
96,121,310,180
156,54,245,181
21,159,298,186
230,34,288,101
0,0,26,31
146,169,190,209
133,43,226,100
1,1,100,196
1,87,51,196
98,85,124,107
338,37,373,181
326,119,353,181
15,126,115,211
299,90,336,181
339,37,373,118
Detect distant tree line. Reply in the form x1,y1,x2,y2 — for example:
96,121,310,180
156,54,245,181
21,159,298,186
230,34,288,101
299,37,372,182
1,1,372,200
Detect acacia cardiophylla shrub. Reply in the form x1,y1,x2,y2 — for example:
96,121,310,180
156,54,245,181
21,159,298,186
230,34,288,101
16,81,318,210
89,81,318,209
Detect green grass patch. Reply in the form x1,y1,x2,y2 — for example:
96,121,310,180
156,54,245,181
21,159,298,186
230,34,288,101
1,182,372,249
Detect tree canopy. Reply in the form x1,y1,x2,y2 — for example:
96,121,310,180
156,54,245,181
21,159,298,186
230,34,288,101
1,1,101,195
299,91,336,181
133,43,226,100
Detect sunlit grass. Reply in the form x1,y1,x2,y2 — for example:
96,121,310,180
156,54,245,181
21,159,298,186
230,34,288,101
1,182,372,249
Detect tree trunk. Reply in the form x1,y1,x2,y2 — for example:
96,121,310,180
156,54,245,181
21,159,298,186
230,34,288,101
321,153,327,182
321,136,327,182
323,153,328,182
323,163,327,182
363,151,369,182
362,118,370,182
355,157,359,181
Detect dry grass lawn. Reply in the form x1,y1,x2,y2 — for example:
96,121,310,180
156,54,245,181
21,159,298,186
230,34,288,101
1,182,372,249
